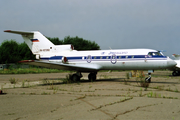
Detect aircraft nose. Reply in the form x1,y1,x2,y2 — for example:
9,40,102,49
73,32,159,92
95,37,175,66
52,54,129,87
167,57,177,67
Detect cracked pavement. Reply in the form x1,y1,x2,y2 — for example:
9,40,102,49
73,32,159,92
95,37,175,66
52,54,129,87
0,71,180,120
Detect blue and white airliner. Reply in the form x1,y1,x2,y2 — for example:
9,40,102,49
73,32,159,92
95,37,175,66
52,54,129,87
170,54,180,76
4,30,177,83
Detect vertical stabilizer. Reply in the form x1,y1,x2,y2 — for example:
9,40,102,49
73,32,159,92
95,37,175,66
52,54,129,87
4,30,55,55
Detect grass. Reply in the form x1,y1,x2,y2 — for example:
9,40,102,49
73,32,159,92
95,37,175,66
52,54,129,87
62,74,81,84
22,80,25,88
126,72,130,79
99,75,110,79
90,97,133,111
9,78,18,84
147,91,178,99
41,91,51,95
0,68,69,74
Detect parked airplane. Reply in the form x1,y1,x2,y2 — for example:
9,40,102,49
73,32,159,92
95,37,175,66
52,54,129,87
4,30,177,83
170,54,180,76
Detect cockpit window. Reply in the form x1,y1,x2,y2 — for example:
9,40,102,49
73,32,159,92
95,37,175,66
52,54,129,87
148,52,164,56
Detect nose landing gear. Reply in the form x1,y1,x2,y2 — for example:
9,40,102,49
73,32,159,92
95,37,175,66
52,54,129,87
145,73,151,83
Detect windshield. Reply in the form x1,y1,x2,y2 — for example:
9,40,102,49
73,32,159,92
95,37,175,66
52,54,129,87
148,51,164,56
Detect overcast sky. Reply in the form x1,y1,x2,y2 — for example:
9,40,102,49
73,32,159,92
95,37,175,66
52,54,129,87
0,0,180,57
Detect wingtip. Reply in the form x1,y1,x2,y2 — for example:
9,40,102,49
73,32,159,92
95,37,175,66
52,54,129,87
4,30,11,32
18,60,35,63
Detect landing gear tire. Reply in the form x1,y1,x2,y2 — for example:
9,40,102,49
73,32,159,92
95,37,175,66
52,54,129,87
72,74,80,82
145,73,151,83
88,73,97,81
145,77,151,83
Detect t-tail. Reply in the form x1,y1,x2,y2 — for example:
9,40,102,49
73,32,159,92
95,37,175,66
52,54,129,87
4,30,74,59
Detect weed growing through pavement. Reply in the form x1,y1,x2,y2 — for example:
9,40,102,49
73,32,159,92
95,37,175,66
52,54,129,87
124,79,128,85
9,78,18,84
41,91,50,95
53,89,58,94
29,93,36,95
42,78,48,85
100,75,110,79
139,88,143,97
136,73,149,90
174,88,179,92
147,91,178,99
75,95,86,100
62,74,74,84
49,81,54,90
147,91,161,98
27,80,30,87
21,80,25,88
153,86,164,91
126,72,130,79
90,97,133,111
20,92,25,95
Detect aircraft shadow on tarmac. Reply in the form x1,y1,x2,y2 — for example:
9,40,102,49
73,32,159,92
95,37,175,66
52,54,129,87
39,77,180,86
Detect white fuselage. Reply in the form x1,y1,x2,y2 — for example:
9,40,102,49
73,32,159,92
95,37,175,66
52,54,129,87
39,48,176,71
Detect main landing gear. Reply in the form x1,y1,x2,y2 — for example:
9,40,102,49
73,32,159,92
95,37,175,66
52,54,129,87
88,72,97,81
71,72,97,82
71,72,82,82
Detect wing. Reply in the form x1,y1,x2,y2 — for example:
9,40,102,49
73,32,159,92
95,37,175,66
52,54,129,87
19,60,102,72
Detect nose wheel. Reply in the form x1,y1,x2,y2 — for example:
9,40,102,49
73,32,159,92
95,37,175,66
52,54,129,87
145,73,151,83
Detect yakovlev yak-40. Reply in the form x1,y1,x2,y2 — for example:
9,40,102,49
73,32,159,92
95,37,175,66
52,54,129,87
4,30,177,83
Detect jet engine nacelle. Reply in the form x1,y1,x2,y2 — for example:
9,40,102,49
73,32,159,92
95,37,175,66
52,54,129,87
53,45,74,52
49,56,68,63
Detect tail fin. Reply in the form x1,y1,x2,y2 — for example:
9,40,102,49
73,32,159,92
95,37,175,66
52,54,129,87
4,30,55,55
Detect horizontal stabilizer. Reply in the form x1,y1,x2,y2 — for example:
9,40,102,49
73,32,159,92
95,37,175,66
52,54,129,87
4,30,35,35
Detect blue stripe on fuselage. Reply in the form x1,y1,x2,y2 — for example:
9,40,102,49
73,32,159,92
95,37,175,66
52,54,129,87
40,55,167,61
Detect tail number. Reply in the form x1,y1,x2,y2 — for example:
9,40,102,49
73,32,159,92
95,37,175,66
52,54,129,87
40,49,50,52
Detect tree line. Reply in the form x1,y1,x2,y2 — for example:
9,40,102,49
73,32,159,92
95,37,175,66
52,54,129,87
0,36,100,64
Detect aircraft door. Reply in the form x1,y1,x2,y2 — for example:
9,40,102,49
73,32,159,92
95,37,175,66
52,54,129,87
87,55,92,63
111,54,117,64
